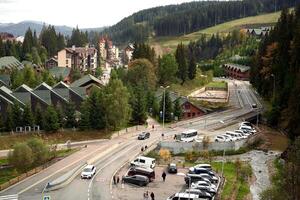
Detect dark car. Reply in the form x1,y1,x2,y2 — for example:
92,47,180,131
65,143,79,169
127,167,155,181
189,167,215,177
168,163,178,174
122,175,149,186
138,132,150,140
185,174,211,186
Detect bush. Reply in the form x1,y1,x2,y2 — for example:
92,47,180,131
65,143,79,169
8,143,33,172
159,149,171,162
27,138,50,166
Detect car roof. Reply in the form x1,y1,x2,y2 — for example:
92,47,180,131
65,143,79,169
136,156,155,161
195,164,211,167
175,193,200,198
131,166,154,172
84,165,94,169
169,163,176,167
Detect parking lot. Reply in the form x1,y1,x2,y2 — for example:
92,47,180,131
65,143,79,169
112,166,189,200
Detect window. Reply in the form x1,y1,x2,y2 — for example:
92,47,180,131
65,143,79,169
66,60,68,64
192,113,195,117
188,113,191,117
140,159,145,163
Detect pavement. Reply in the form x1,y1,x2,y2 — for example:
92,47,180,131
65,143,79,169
0,79,264,200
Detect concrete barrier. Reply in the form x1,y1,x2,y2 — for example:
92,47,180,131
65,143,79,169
44,163,87,192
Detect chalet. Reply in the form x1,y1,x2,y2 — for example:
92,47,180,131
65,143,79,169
123,44,134,65
155,90,208,120
45,58,58,68
0,56,24,71
57,46,97,72
222,63,250,80
71,74,103,95
49,67,71,84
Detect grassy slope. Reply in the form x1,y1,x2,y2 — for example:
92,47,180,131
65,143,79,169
150,11,281,54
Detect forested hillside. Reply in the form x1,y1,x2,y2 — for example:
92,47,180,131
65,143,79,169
101,0,299,44
251,7,300,140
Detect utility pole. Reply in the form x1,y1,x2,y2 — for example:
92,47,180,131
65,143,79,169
160,86,170,139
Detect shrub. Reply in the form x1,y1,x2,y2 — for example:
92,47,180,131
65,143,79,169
159,149,171,162
27,138,50,166
8,143,33,172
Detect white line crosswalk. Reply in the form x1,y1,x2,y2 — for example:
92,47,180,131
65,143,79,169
0,194,18,200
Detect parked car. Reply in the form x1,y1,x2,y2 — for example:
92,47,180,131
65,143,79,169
122,175,149,186
195,173,218,184
191,180,217,190
167,192,209,200
252,103,257,109
214,135,226,142
168,163,178,174
234,130,251,137
186,187,216,195
127,167,155,181
221,134,232,142
226,131,243,140
185,189,213,199
189,167,215,177
192,164,212,171
239,121,252,128
81,165,96,179
130,156,156,168
239,125,256,133
185,174,211,185
138,132,150,140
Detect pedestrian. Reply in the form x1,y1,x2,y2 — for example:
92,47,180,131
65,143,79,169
152,124,154,130
141,147,144,152
150,192,155,200
145,191,149,200
162,171,166,182
145,145,148,150
113,175,116,184
117,176,120,184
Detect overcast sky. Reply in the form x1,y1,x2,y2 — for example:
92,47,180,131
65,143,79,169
0,0,198,28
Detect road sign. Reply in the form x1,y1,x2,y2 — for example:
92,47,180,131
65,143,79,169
0,194,18,200
43,196,51,200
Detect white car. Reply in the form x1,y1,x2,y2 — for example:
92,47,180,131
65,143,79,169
235,130,251,137
239,121,252,127
191,180,217,190
81,165,96,179
214,135,226,142
221,134,232,142
240,125,257,133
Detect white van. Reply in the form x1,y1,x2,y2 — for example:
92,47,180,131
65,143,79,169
226,131,243,140
240,125,256,133
130,156,156,169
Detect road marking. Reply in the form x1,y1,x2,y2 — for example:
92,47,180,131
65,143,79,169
14,143,119,195
0,194,18,200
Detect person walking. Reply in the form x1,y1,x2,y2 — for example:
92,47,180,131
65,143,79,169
162,171,166,182
150,192,155,200
117,176,120,184
113,175,116,184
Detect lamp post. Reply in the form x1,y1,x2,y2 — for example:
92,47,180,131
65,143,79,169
270,74,275,100
160,86,170,138
177,172,190,200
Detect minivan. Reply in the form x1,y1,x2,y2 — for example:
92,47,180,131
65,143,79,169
130,156,156,169
167,192,210,200
127,167,155,181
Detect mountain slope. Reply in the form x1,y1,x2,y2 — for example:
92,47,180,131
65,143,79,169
150,10,281,54
0,21,105,36
101,0,298,45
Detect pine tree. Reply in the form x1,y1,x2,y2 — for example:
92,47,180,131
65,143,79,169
22,28,34,58
5,106,13,132
23,104,34,127
160,91,173,122
57,33,65,51
12,102,23,129
31,47,42,65
88,89,105,130
0,114,4,132
34,105,44,129
0,39,5,57
175,43,188,84
65,102,76,128
158,54,178,85
79,101,90,130
55,105,65,128
188,54,197,80
131,85,147,125
43,106,59,132
173,99,183,120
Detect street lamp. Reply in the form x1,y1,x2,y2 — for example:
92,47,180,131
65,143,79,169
270,74,275,100
160,85,170,138
177,172,191,200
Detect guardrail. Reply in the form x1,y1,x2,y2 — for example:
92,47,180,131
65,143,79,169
44,163,87,192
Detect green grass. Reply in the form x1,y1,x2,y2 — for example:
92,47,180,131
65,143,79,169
206,81,227,89
0,168,19,185
150,11,281,54
0,130,112,150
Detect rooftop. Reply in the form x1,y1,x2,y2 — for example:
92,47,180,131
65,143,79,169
0,56,24,70
223,63,250,73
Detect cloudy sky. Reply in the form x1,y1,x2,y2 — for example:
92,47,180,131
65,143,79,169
0,0,197,28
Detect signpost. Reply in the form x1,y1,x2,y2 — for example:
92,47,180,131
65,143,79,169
43,196,51,200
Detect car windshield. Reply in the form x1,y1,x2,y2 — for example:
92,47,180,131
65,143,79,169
83,168,92,172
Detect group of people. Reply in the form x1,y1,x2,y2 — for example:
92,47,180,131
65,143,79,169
113,175,121,185
143,191,155,200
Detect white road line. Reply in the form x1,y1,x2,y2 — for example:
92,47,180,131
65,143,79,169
13,143,117,195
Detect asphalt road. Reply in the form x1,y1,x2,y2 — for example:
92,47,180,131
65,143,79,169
0,80,263,200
